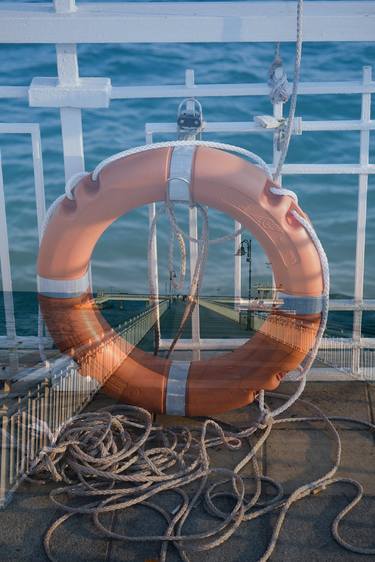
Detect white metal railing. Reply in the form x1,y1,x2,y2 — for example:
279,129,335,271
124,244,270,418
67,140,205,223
146,66,374,379
0,0,373,381
0,299,168,507
1,2,374,43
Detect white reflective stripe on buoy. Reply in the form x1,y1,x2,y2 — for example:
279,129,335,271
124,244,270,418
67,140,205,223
38,272,90,298
168,145,196,202
277,292,326,315
165,360,190,416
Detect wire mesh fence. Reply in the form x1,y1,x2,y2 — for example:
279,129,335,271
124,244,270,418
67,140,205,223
0,299,168,507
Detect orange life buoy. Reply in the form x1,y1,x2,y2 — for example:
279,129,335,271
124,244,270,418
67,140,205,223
38,144,325,416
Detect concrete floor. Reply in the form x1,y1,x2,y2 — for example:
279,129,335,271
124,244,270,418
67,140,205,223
0,381,374,562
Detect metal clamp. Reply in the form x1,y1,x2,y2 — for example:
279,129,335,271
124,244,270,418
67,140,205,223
177,98,204,139
254,115,303,150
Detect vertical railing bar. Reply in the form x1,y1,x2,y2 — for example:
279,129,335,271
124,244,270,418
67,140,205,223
36,384,42,454
0,407,9,507
54,0,90,292
31,390,36,463
40,381,46,449
20,409,26,475
271,99,284,293
234,220,242,310
15,400,21,474
184,95,201,361
353,65,372,377
30,126,46,242
189,205,201,360
146,130,161,340
0,151,18,371
55,35,85,181
25,391,31,473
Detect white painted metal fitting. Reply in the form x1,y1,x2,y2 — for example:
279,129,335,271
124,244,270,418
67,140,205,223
28,77,112,108
254,115,283,129
254,114,303,135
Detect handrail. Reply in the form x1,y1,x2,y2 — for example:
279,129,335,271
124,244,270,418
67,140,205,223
0,299,169,507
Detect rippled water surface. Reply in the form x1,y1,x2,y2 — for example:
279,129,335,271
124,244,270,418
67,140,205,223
0,1,374,308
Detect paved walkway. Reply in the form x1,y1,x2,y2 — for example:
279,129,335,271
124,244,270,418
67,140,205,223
140,300,250,357
0,381,374,562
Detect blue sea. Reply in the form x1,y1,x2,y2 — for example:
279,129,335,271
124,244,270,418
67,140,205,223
0,0,374,337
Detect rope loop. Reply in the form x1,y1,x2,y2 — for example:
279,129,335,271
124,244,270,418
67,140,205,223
28,397,375,561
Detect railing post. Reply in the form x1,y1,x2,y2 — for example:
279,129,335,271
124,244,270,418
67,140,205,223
54,0,84,180
0,152,18,373
234,221,242,309
0,404,9,507
353,66,372,378
146,130,162,347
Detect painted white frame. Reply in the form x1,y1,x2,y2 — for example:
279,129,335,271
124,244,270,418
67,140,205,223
0,0,373,379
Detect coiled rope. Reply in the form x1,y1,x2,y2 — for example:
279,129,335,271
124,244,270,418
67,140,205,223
30,396,375,561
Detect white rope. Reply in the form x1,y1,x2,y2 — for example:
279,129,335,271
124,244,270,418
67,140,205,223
40,194,66,239
263,190,329,417
269,186,298,205
268,44,290,104
273,0,304,182
91,140,272,181
29,398,375,561
65,171,88,200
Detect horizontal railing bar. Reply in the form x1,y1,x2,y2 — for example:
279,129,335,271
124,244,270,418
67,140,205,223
234,299,375,311
330,299,375,311
146,119,375,135
1,80,375,104
0,298,374,349
361,338,375,348
159,337,375,350
0,123,40,135
281,164,375,175
292,369,358,381
1,2,374,43
0,87,29,99
112,81,375,99
0,336,53,350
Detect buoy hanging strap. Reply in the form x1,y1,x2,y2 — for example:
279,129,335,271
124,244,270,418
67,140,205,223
167,145,196,203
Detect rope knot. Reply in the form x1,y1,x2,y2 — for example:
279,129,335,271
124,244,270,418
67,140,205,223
257,411,273,430
268,56,290,105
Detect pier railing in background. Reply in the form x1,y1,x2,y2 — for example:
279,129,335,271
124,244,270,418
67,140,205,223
0,299,168,507
0,1,374,380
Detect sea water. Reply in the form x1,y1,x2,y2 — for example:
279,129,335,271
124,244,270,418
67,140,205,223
0,0,374,338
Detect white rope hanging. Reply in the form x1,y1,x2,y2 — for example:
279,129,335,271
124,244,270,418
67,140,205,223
271,0,304,182
268,43,290,105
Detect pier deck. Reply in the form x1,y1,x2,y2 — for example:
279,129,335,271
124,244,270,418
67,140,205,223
0,381,373,562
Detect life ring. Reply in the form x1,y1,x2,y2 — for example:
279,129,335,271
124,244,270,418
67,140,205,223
38,144,325,416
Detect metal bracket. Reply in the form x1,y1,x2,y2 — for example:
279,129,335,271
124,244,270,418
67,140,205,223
29,77,112,108
177,98,204,139
254,115,284,129
254,114,303,150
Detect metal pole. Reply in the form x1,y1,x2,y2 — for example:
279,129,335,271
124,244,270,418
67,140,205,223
353,66,372,377
234,220,242,310
0,405,9,507
246,240,252,331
